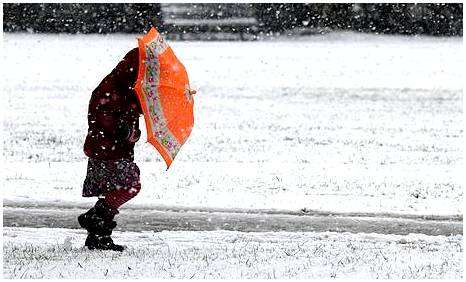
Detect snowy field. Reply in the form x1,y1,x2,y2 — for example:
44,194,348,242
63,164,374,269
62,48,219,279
3,32,463,215
2,32,463,278
3,227,463,279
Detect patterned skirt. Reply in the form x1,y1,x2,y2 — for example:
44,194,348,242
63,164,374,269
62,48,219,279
82,158,140,197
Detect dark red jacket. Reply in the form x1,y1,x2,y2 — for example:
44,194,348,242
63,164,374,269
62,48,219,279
84,48,142,160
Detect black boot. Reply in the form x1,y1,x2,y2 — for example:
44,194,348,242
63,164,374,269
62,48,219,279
78,199,125,252
78,200,117,233
84,233,125,252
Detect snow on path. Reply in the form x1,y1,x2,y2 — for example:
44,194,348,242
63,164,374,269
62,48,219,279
3,205,462,236
3,227,463,279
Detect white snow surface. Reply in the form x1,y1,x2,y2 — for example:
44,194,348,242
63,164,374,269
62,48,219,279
3,227,463,279
2,32,463,215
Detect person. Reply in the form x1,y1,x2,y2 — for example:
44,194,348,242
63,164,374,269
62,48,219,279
78,47,141,251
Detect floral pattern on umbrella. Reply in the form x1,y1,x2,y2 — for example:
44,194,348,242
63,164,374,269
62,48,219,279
134,27,194,168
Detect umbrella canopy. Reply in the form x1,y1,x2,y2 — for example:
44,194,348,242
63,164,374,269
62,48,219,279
134,27,194,168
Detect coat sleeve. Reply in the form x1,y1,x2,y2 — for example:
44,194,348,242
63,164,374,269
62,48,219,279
116,48,141,142
87,48,139,138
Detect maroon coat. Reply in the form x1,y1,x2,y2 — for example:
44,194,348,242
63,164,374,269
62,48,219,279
84,47,142,160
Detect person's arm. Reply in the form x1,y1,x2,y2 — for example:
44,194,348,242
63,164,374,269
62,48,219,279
115,48,141,143
88,48,139,139
87,74,122,138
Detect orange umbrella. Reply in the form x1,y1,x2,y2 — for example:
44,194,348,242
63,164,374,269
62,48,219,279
134,27,194,169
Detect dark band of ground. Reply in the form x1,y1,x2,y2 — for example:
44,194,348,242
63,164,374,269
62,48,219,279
3,203,462,236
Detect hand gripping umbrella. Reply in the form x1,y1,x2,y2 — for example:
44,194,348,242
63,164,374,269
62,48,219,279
134,27,194,169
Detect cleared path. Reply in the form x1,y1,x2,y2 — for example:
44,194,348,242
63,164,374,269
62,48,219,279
3,202,462,236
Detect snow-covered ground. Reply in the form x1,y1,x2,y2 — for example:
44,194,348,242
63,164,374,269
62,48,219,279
2,32,463,279
3,227,463,279
3,32,463,215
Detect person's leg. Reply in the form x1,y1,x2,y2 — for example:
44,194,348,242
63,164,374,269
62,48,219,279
81,184,140,251
103,183,141,211
79,159,141,251
79,198,123,251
